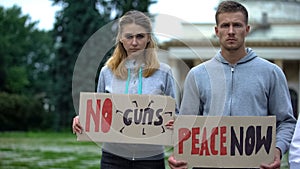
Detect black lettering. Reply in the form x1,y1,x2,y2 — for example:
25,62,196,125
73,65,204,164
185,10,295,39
245,126,255,156
123,109,132,125
143,108,154,125
231,126,244,156
154,109,163,126
256,126,272,154
134,109,143,124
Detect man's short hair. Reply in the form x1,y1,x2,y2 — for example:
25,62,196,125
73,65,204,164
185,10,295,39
215,0,249,25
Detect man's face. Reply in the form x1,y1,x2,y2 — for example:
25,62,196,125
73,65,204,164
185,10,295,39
215,12,250,52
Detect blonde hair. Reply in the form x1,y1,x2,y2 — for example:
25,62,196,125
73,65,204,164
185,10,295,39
106,10,160,80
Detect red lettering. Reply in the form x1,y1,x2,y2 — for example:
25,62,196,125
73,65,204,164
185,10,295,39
85,99,101,132
101,98,112,133
177,126,228,156
191,127,200,154
210,127,218,155
220,126,227,155
178,128,191,154
199,127,210,156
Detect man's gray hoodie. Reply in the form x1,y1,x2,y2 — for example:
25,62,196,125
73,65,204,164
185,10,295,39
180,48,296,156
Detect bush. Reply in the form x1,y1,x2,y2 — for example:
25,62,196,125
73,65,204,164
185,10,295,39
0,92,53,131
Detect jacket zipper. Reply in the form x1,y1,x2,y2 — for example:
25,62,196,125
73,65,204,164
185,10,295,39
230,65,235,116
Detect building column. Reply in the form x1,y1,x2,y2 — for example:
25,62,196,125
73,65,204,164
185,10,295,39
168,58,181,105
274,59,283,70
193,59,202,67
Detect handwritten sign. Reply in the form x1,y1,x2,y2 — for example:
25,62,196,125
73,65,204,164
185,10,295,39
77,92,175,146
173,116,276,168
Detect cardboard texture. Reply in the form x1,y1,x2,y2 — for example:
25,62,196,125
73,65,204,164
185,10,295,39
173,116,276,168
77,92,175,146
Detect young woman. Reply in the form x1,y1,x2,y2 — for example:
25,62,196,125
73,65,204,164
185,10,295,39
72,10,177,169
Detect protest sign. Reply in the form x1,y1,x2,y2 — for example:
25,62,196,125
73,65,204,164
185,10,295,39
173,116,276,168
77,92,175,146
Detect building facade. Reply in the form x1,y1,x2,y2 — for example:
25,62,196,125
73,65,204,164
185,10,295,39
156,0,300,118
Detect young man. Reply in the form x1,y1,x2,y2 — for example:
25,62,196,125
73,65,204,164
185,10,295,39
168,1,296,169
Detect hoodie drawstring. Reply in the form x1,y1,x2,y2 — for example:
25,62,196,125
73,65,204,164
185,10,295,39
125,67,142,94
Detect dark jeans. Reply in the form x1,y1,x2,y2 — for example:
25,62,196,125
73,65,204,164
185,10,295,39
193,167,259,169
100,151,165,169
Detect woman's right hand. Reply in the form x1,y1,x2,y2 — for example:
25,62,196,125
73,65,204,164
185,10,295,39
72,115,83,134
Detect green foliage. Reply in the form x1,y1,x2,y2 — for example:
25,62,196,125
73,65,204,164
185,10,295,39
0,5,54,95
50,0,104,129
102,0,157,19
0,5,32,92
0,5,55,130
5,66,29,93
24,29,55,96
0,92,53,131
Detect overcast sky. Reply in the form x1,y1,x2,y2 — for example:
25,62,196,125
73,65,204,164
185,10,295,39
0,0,218,30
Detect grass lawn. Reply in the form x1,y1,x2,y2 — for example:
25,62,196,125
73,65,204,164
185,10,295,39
0,132,101,169
0,132,289,169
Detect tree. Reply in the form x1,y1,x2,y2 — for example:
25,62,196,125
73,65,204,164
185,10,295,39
0,5,32,93
102,0,155,18
0,5,55,131
51,0,156,130
0,5,54,95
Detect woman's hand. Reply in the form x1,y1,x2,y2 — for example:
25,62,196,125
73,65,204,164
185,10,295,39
72,115,83,134
165,119,175,129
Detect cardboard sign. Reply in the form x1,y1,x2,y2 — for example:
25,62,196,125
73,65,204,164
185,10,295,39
173,116,276,168
77,92,175,146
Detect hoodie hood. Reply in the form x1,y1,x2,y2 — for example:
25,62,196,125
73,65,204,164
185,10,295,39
215,48,257,65
125,59,144,69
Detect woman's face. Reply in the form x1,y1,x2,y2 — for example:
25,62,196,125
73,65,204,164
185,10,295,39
120,23,150,57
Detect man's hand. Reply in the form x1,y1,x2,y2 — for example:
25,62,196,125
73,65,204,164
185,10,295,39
168,155,188,169
260,148,281,169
